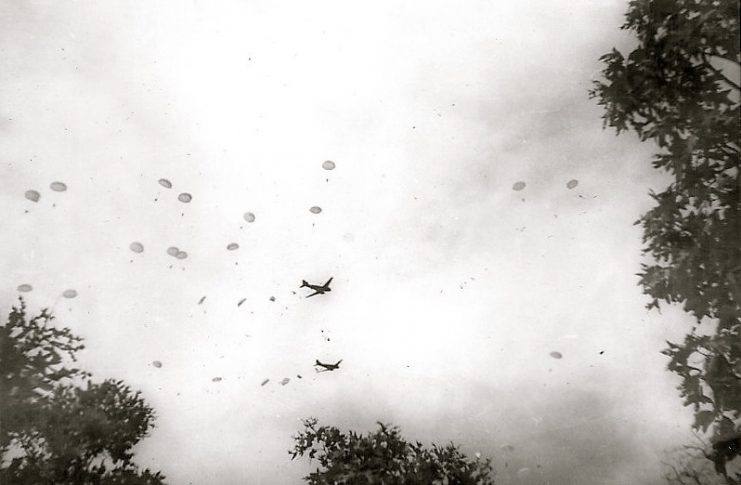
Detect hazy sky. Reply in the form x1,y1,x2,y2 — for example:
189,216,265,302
1,1,701,484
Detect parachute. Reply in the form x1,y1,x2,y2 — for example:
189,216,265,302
129,242,144,253
62,289,78,299
176,251,188,260
212,377,223,382
24,190,40,202
158,178,172,189
566,179,579,189
512,181,526,191
177,193,192,203
17,284,33,293
226,243,239,251
280,378,290,386
243,212,256,223
309,206,322,214
49,181,67,192
549,351,563,359
167,246,179,257
152,360,163,368
261,379,270,386
322,160,336,170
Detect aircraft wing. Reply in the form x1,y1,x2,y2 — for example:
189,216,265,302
306,291,321,298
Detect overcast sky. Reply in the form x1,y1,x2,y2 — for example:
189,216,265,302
1,1,702,484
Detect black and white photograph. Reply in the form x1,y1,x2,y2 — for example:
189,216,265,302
1,1,739,484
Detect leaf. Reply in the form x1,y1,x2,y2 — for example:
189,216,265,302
693,410,717,433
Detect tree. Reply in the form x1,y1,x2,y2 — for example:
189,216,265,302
663,435,739,485
590,0,740,481
0,298,165,484
290,418,494,485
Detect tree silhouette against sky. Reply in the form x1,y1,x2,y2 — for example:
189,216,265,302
0,298,165,484
291,418,494,485
590,0,740,481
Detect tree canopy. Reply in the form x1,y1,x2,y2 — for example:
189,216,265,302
590,0,740,481
0,298,165,484
290,418,494,485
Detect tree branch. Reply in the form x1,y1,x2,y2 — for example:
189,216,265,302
701,54,741,91
708,53,741,68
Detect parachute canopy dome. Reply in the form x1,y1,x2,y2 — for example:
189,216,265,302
177,193,192,203
243,212,256,223
322,160,336,170
166,246,179,257
129,242,144,253
24,190,40,202
226,243,239,251
549,351,563,359
152,360,162,368
309,206,322,214
158,178,172,189
176,251,188,260
212,377,222,382
50,181,68,192
567,179,579,189
280,378,290,386
62,289,78,299
17,284,33,293
261,379,270,386
512,181,527,191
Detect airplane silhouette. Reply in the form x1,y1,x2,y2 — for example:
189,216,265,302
314,359,342,372
301,277,333,298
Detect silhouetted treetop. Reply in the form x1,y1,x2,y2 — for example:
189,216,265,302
0,298,165,484
291,418,494,485
591,0,739,480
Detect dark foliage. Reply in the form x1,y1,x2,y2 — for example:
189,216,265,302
590,0,740,481
290,418,494,484
0,298,165,484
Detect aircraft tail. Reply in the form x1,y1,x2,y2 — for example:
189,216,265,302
315,359,321,366
301,280,309,288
